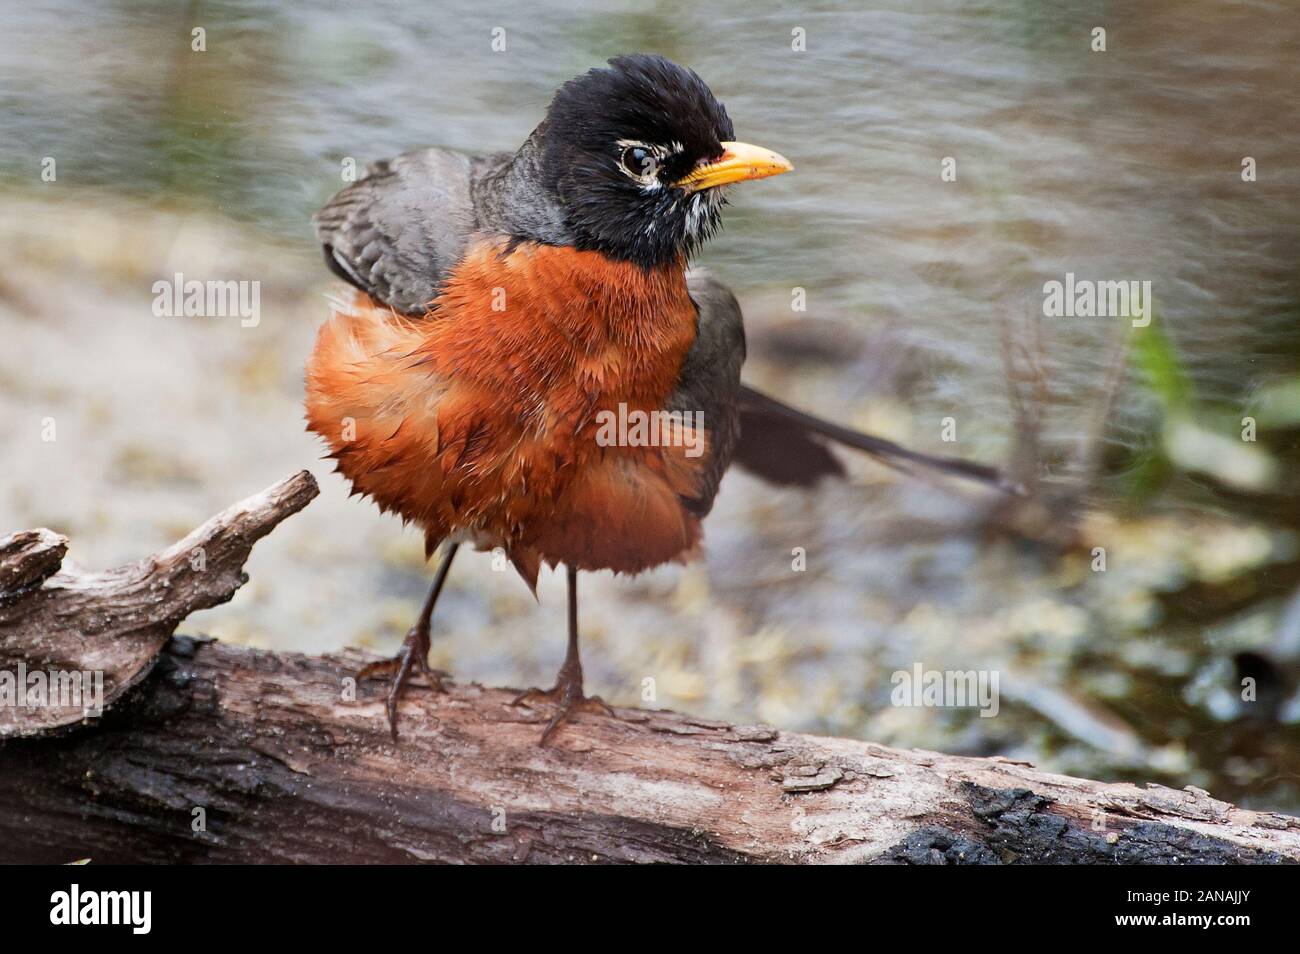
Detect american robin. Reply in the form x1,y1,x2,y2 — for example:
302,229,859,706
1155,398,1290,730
306,54,1010,743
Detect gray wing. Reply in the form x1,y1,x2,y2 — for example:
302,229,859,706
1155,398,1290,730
669,270,747,517
314,147,510,315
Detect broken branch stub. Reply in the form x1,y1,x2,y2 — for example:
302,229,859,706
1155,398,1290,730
0,470,319,738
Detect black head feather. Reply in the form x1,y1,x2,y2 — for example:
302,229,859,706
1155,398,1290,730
537,54,736,268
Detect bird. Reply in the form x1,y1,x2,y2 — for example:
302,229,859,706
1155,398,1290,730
305,54,1012,744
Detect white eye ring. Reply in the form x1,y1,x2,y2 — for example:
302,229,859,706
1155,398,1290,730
616,140,663,183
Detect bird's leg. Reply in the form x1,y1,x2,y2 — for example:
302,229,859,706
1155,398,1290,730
513,564,614,745
358,542,459,740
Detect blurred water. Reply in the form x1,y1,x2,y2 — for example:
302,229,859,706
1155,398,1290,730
4,0,1298,415
3,1,1300,810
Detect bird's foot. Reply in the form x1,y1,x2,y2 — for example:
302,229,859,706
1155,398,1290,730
512,661,614,746
358,624,449,740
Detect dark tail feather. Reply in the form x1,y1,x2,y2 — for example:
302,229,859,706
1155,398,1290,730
735,385,1024,495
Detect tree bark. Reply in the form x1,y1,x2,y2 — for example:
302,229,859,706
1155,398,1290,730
0,470,319,738
1,473,1297,864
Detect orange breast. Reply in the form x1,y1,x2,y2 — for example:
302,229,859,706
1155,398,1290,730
304,239,708,578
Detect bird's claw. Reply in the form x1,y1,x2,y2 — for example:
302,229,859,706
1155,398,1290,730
512,668,615,746
358,625,448,740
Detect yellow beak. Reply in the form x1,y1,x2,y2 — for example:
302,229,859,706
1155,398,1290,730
672,141,793,192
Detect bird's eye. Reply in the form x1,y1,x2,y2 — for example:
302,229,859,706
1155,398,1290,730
620,145,658,179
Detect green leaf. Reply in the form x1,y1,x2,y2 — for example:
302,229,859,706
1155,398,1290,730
1132,319,1192,411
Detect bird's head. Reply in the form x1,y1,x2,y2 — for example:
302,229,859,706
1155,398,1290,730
536,54,792,269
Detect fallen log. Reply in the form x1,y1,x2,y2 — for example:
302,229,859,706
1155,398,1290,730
1,473,1297,864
